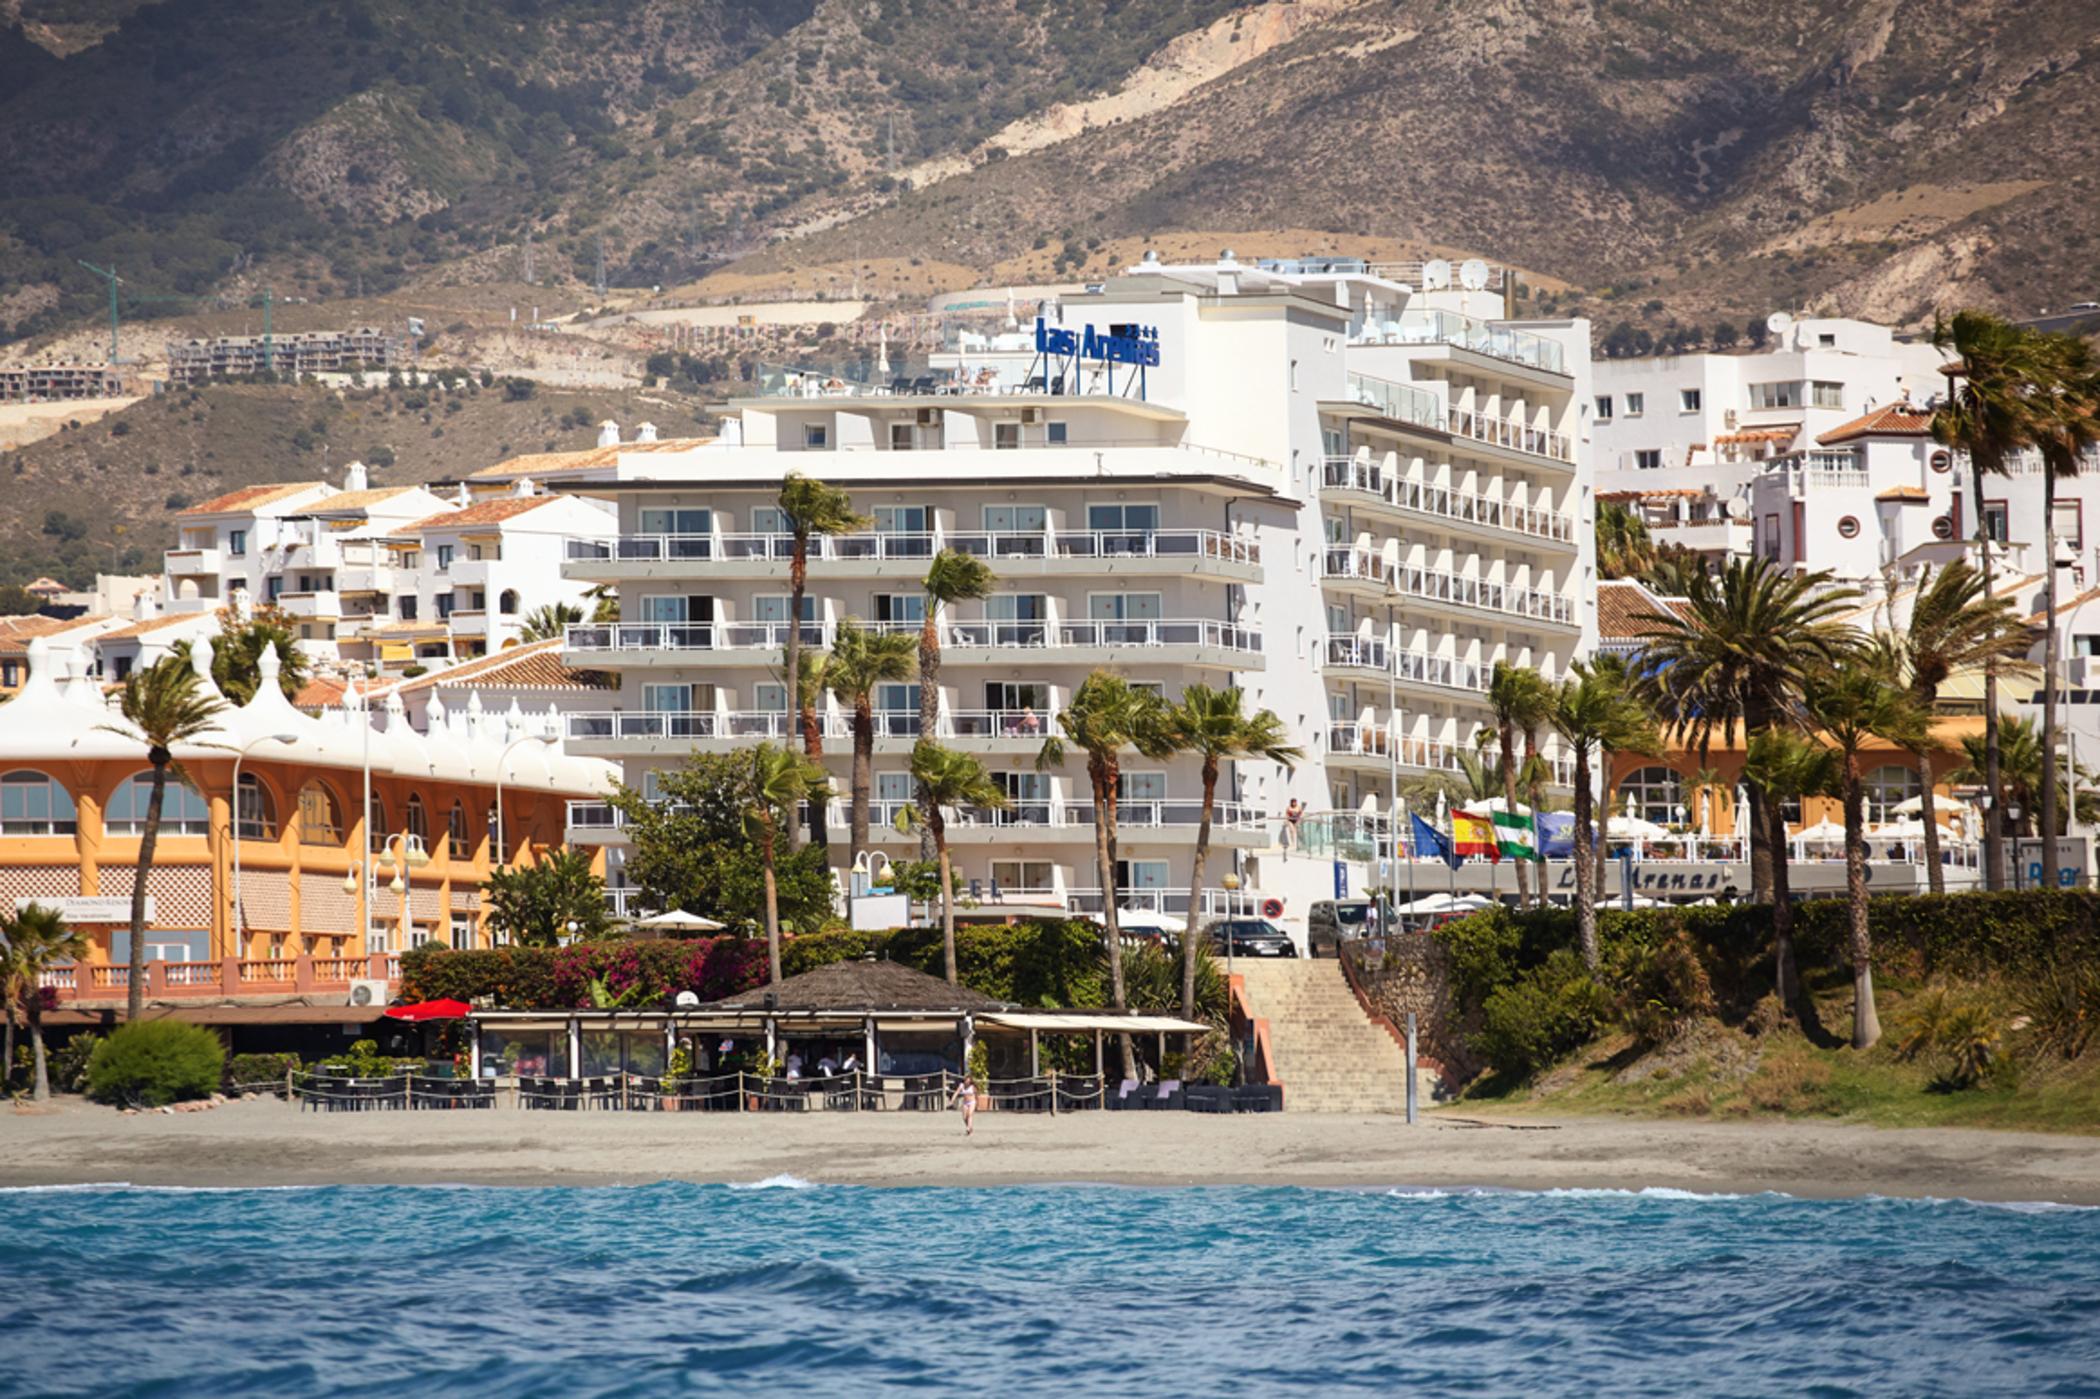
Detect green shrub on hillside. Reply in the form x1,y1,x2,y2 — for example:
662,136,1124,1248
1474,951,1613,1083
49,1033,99,1095
86,1022,224,1106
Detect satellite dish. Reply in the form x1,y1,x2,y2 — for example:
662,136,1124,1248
1459,259,1490,291
1422,259,1452,290
1765,311,1795,338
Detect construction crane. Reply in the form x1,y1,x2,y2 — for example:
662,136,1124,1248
77,260,123,364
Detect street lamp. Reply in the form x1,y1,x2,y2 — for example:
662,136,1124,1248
230,731,299,957
494,732,560,871
350,831,431,951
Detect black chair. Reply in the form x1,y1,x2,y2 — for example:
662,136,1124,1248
1183,1084,1232,1114
1145,1080,1185,1111
1056,1074,1103,1111
1235,1084,1284,1113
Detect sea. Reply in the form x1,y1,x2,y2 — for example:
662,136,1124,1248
3,1181,2098,1397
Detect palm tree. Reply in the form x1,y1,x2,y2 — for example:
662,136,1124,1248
1741,726,1840,1016
1596,502,1655,579
1635,556,1858,902
519,601,583,642
2027,332,2100,886
790,647,835,854
917,549,995,855
1483,663,1552,907
1934,310,2054,888
1950,715,2100,837
1583,652,1642,897
742,743,826,986
1398,750,1504,812
776,475,869,848
1,903,87,1101
103,656,225,1021
1549,664,1660,970
1168,686,1303,1019
1892,561,2038,893
824,619,919,876
1801,656,1929,1049
1038,670,1176,1075
898,741,1008,984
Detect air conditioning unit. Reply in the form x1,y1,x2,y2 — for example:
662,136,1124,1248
347,978,389,1009
916,407,939,426
1020,407,1040,425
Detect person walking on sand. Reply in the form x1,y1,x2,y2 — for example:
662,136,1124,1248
947,1074,978,1136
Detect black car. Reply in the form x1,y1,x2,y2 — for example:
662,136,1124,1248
1204,918,1298,958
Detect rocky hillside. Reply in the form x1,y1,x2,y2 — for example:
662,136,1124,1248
3,0,2095,348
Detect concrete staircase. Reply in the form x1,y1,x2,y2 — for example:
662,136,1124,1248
1236,960,1410,1113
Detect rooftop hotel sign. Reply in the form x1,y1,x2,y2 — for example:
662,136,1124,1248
1033,317,1159,398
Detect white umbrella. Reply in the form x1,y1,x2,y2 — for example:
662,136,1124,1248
1607,814,1669,840
1891,793,1926,816
1465,796,1535,816
1868,817,1927,840
1793,817,1849,845
631,909,726,931
1116,908,1186,935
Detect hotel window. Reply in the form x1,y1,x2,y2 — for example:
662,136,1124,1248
450,916,475,951
399,596,418,621
1750,381,1802,410
1620,766,1684,826
1087,503,1159,540
875,593,925,626
405,794,428,850
436,544,454,572
994,422,1020,450
803,423,829,450
876,771,915,817
1046,421,1068,445
1680,388,1702,413
448,801,470,856
2076,635,2100,659
640,507,710,538
988,593,1050,645
237,776,278,840
1114,859,1171,893
105,773,210,837
265,575,284,601
1983,501,2010,543
1865,765,1921,825
436,594,455,619
990,860,1055,894
2056,499,2083,551
889,421,915,450
1812,381,1845,409
367,799,393,854
1635,450,1663,471
749,506,787,533
754,682,789,715
984,504,1046,537
407,925,433,950
1623,393,1644,418
1595,396,1613,420
297,784,342,846
488,804,510,865
228,529,247,557
0,770,77,836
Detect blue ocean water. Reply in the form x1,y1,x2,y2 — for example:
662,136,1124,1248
3,1182,2099,1397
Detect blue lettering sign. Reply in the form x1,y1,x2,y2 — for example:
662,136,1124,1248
1035,317,1160,368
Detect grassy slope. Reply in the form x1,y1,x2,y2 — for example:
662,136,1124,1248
1467,980,2100,1136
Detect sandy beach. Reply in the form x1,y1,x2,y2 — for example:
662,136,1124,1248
5,1097,2099,1201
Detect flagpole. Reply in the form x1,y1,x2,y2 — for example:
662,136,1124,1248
1403,799,1416,909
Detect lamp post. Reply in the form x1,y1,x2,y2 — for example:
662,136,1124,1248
494,732,559,872
229,732,298,959
348,831,430,956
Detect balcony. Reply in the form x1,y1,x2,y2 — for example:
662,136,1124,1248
574,797,1269,847
1393,564,1577,630
566,619,1261,671
563,528,1260,583
1445,405,1572,465
42,954,398,1006
276,589,342,619
1319,545,1397,597
1321,640,1489,697
561,707,1059,755
1319,457,1576,549
1353,308,1570,377
445,556,493,587
1324,636,1389,676
598,882,1261,921
164,547,221,577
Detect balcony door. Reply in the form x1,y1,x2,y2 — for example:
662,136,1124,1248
987,593,1048,646
638,508,711,560
994,771,1052,825
1088,592,1161,644
876,682,921,738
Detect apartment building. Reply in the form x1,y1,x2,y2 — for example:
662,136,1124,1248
164,327,401,384
1593,316,1945,564
0,363,124,401
550,253,1594,924
162,465,614,668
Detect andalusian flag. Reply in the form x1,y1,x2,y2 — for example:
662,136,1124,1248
1452,813,1500,861
1491,808,1545,862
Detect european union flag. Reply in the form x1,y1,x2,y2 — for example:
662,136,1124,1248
1411,812,1463,870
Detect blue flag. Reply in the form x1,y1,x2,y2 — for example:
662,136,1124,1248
1538,811,1576,859
1411,812,1463,870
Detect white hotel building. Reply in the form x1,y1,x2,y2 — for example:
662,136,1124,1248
553,255,1595,922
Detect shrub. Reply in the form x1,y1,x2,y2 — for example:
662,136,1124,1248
1472,950,1612,1083
50,1033,99,1094
86,1022,224,1106
227,1052,303,1090
1892,986,2003,1090
2016,962,2100,1060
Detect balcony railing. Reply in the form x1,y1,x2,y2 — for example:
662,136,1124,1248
571,528,1259,569
1394,564,1576,627
42,954,399,1005
1343,373,1443,430
1320,546,1396,588
599,883,1263,920
574,796,1264,836
1355,308,1569,376
1324,636,1389,671
1395,648,1488,693
1320,457,1574,544
1445,406,1572,464
563,708,1056,743
566,621,830,652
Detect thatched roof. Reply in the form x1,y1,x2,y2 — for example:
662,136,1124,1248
708,958,1009,1014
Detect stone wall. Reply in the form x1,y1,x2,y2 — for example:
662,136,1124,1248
1338,934,1483,1091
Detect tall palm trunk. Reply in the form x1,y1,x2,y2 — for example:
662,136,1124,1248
126,752,171,1021
1183,753,1219,1021
849,698,875,874
1523,722,1547,906
915,614,940,860
1765,796,1802,1015
1572,743,1598,970
1498,720,1530,907
801,700,830,855
1090,752,1135,1080
2041,475,2062,886
1842,769,1880,1048
933,813,958,985
28,994,50,1102
2,1003,15,1096
1971,463,2006,889
1913,686,1945,896
784,536,808,849
760,823,782,986
1594,744,1614,898
1742,700,1774,902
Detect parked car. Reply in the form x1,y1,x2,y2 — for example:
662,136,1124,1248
1204,918,1298,958
1306,898,1392,958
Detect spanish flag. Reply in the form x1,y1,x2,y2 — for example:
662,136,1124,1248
1452,812,1501,861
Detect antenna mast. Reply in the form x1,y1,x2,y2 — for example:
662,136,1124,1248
77,261,123,363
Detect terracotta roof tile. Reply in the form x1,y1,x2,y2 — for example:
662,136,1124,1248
404,496,559,532
175,482,328,517
1876,485,1930,502
95,612,208,641
306,487,424,513
707,958,1008,1013
391,639,613,694
0,614,110,654
1816,403,1935,446
1597,578,1692,639
466,437,711,481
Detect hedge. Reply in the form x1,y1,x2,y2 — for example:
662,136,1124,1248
86,1022,224,1107
399,919,1117,1012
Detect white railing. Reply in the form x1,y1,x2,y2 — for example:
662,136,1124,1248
1394,564,1577,627
563,708,1056,743
1445,405,1572,463
1394,648,1488,693
571,528,1259,570
575,796,1264,836
1354,308,1569,376
1321,546,1396,587
567,618,1257,655
565,622,830,652
1319,457,1574,544
1325,636,1390,671
1343,373,1444,430
1053,618,1260,652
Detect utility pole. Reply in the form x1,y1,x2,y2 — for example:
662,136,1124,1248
523,233,537,287
594,237,607,299
77,261,122,363
262,287,275,376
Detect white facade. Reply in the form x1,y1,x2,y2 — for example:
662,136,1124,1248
549,255,1594,929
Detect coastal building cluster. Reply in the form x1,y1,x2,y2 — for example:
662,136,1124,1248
3,250,2086,1033
164,327,402,384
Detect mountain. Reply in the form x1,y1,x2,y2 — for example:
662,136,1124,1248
2,0,2095,345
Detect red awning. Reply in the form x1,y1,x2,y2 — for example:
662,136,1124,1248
383,999,472,1022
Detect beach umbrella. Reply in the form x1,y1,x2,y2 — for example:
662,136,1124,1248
632,909,726,931
1868,817,1927,840
1606,814,1669,840
383,999,471,1022
1794,816,1849,845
